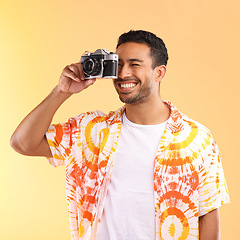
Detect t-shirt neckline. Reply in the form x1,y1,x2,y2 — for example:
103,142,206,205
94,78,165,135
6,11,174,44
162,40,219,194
122,111,169,129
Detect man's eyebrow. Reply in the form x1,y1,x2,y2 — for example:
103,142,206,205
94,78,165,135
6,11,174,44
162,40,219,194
119,58,144,63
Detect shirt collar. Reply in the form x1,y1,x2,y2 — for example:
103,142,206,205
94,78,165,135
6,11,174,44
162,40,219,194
107,101,184,133
163,100,184,133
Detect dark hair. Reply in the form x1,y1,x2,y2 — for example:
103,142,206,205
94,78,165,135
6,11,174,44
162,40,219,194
116,30,168,68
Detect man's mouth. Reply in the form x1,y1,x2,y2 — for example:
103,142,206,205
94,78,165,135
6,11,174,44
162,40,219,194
118,82,137,89
114,79,139,92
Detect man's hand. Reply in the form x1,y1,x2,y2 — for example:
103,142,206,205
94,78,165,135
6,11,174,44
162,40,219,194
59,63,96,93
59,53,96,94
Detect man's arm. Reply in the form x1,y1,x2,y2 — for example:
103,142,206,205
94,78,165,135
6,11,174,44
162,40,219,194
199,208,220,240
10,62,96,157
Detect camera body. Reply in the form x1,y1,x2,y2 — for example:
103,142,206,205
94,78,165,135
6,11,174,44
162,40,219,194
81,49,118,79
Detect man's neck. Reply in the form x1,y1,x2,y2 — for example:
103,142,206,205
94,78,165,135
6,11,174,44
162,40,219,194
125,98,170,125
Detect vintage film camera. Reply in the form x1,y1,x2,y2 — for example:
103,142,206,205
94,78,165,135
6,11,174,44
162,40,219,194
81,49,118,79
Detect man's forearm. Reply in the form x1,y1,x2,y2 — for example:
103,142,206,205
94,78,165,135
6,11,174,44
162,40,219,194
199,208,220,240
10,85,72,157
11,60,96,157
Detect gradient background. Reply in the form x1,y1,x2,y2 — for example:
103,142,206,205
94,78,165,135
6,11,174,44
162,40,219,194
1,0,239,239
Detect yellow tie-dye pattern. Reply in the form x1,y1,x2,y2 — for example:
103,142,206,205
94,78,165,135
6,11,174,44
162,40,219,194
53,153,64,160
167,121,199,150
79,223,85,237
168,223,175,237
85,116,108,154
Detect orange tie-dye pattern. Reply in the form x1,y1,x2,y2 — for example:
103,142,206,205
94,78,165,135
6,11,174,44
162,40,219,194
45,101,230,240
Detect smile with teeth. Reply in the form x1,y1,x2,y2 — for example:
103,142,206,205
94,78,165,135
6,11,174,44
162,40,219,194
119,83,137,89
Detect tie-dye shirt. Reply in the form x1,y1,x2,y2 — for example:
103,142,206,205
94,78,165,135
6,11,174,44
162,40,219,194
45,101,230,240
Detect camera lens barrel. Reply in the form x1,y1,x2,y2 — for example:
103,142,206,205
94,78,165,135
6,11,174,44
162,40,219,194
82,57,101,76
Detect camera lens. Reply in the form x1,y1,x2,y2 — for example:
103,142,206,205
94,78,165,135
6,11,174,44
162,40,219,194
82,58,101,76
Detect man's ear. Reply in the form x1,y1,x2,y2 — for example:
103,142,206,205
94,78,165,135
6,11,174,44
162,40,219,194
154,65,167,83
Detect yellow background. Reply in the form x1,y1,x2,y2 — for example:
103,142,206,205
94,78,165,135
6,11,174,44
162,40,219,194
1,0,239,239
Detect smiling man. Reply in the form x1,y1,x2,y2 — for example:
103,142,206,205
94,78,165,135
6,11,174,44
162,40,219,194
10,30,229,240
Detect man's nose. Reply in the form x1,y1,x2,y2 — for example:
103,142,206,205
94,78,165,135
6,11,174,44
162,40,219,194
118,65,132,79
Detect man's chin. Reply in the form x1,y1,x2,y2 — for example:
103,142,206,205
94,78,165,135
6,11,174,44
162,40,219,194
119,95,143,105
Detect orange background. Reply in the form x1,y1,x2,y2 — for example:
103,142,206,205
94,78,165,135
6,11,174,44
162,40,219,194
1,0,239,239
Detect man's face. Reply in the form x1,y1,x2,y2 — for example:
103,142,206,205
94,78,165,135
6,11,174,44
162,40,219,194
114,42,157,104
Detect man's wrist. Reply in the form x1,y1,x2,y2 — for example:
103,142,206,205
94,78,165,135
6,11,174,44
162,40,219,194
54,85,73,100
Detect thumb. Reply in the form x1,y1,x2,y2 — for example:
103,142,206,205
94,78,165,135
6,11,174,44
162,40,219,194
82,78,96,88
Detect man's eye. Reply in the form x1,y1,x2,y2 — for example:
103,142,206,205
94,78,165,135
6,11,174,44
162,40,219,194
131,64,140,66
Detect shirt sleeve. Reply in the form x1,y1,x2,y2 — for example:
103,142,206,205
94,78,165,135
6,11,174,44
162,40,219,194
198,137,230,216
45,116,80,167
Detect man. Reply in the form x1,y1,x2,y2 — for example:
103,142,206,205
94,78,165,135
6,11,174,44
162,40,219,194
11,30,229,240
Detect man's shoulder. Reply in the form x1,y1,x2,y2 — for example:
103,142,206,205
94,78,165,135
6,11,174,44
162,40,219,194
181,112,211,135
71,106,125,126
179,111,216,152
165,101,212,137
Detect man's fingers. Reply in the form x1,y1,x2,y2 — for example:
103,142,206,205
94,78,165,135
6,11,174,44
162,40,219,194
83,78,96,86
74,62,86,80
82,51,90,57
63,65,80,81
63,51,92,83
68,64,81,80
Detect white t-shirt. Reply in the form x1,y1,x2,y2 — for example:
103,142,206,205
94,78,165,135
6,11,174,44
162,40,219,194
97,112,168,240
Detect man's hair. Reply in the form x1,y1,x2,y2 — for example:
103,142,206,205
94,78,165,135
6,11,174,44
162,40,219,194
116,30,168,68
